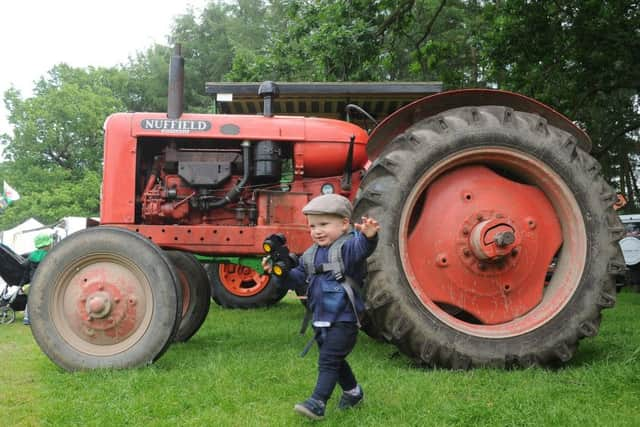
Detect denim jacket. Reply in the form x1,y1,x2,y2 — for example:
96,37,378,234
279,231,378,325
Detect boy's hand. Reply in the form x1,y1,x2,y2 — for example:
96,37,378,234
354,216,380,239
261,256,272,274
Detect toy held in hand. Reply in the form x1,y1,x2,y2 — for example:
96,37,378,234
262,233,298,277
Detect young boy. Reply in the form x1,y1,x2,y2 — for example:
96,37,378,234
263,194,380,420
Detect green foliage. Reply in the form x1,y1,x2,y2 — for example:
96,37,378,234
262,1,383,81
2,65,125,172
483,0,640,207
122,45,174,112
0,65,122,227
170,3,234,110
0,162,100,228
1,293,640,426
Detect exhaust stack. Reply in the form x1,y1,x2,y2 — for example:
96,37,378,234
168,44,185,119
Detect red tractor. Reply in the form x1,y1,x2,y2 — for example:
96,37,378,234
28,46,625,370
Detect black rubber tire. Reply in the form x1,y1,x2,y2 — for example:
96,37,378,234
206,263,287,309
165,251,211,342
355,106,625,368
29,227,182,371
627,265,640,292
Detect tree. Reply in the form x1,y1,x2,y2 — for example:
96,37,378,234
225,0,492,87
227,0,387,81
2,65,125,173
0,65,125,228
0,161,101,229
122,1,242,114
124,44,174,113
483,0,640,209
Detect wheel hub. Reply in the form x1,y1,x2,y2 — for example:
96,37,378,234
76,281,132,336
469,217,518,260
457,211,522,277
85,291,112,319
60,262,149,346
405,165,562,324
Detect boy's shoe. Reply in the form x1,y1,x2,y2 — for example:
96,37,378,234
294,398,325,420
338,388,364,410
23,319,30,326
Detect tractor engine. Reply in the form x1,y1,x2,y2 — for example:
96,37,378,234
139,139,287,226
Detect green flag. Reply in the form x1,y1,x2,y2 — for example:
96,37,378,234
1,180,20,212
3,181,20,204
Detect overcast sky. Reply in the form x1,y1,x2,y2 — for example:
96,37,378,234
0,0,210,139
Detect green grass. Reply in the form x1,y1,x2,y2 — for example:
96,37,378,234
2,291,639,426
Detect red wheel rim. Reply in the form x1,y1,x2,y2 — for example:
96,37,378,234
399,147,586,338
52,254,153,355
218,264,270,297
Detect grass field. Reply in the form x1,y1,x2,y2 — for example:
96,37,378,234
1,290,639,426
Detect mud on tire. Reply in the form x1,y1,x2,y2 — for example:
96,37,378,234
355,106,625,368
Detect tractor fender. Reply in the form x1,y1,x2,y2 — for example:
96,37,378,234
366,88,591,160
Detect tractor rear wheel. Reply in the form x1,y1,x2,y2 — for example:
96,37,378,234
355,106,624,368
165,251,211,342
29,227,182,370
206,263,287,308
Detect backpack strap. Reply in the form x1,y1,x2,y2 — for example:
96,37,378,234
301,244,319,278
321,231,362,328
298,244,319,335
325,232,352,281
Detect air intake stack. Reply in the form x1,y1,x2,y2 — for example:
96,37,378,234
258,81,279,117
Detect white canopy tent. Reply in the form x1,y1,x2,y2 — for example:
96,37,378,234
0,216,99,256
0,218,53,256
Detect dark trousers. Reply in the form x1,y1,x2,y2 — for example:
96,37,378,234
311,322,359,402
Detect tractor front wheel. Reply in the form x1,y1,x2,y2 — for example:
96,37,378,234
165,251,211,342
355,106,624,368
29,227,181,371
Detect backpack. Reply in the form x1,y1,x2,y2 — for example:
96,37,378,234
300,231,362,329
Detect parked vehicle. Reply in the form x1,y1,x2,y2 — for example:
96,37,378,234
28,45,624,371
0,244,30,324
618,214,640,291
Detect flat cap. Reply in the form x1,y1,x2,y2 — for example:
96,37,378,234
302,194,353,218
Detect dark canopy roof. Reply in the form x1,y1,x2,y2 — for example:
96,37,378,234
205,82,443,122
